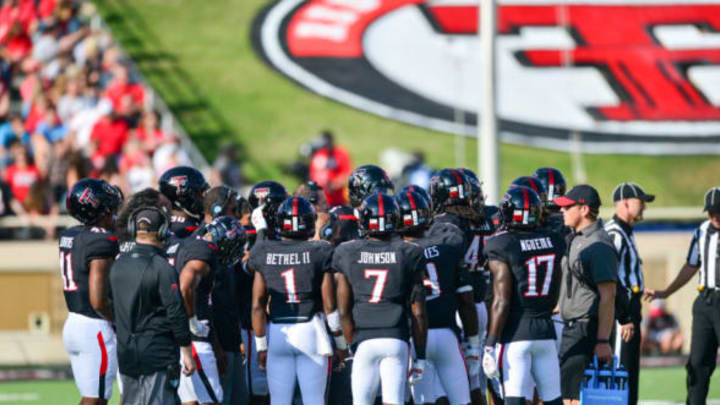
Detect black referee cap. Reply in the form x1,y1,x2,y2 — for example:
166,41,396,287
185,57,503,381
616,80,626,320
612,182,655,203
704,187,720,213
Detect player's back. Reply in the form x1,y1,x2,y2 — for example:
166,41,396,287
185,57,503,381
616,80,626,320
249,238,333,322
170,214,201,239
333,237,425,345
59,225,119,319
484,228,565,343
415,222,468,329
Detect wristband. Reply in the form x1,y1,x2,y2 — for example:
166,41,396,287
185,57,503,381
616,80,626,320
255,335,268,352
596,338,610,344
326,310,342,333
467,335,481,348
415,346,426,360
333,334,348,350
486,334,497,347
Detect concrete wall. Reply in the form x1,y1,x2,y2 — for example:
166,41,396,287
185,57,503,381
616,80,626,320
0,231,701,351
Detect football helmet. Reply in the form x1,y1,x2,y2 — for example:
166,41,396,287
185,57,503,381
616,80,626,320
159,166,209,219
205,216,246,266
276,196,316,240
395,190,431,233
499,186,543,230
358,193,399,236
348,165,394,207
429,168,471,212
533,167,567,205
67,178,123,225
510,175,548,203
400,184,432,211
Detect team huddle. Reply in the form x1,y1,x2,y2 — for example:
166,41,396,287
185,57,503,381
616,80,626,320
59,163,575,405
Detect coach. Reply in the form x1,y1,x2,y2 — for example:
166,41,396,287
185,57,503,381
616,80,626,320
646,187,720,405
553,185,618,405
110,207,195,405
605,182,654,405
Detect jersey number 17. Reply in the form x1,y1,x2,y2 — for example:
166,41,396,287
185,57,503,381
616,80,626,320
524,254,555,297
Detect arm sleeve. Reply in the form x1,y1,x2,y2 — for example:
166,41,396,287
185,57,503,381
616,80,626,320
687,228,701,267
582,243,618,284
157,258,191,347
608,230,624,253
483,235,508,262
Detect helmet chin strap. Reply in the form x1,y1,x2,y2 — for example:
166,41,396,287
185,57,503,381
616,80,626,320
175,201,202,220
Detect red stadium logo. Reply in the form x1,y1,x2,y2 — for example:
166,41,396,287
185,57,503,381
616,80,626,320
252,0,720,154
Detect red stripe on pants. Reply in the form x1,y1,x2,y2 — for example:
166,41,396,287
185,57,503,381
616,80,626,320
96,332,108,376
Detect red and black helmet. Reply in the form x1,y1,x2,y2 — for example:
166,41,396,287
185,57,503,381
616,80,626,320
510,175,547,203
159,166,209,219
429,168,471,212
395,190,431,233
500,186,543,230
67,178,122,225
533,167,567,205
276,196,316,240
348,165,394,208
359,193,399,236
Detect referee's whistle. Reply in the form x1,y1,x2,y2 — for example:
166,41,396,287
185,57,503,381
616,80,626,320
632,286,640,294
698,285,705,292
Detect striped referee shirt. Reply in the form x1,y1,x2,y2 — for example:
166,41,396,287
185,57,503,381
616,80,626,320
605,215,644,293
687,220,720,289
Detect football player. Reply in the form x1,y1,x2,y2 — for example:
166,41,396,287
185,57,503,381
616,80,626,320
396,190,480,405
242,181,288,405
61,178,122,405
176,216,246,405
348,164,394,208
333,193,428,405
430,168,495,405
159,166,209,239
482,186,565,405
115,188,172,253
249,196,343,405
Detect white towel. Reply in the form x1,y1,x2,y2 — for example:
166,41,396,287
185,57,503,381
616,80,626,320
312,313,333,357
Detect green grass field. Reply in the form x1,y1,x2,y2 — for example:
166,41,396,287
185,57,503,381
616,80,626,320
0,367,717,404
93,0,720,207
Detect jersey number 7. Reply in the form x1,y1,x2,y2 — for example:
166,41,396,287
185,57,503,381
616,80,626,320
524,254,555,297
364,269,388,303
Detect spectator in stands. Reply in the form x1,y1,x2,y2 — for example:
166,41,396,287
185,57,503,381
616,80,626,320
641,299,683,356
89,109,128,167
308,129,352,207
400,150,432,189
133,109,165,153
24,178,57,239
4,141,39,204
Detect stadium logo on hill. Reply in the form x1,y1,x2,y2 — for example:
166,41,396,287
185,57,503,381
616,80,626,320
252,0,720,154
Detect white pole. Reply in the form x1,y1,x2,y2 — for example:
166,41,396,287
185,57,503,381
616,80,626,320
479,0,500,205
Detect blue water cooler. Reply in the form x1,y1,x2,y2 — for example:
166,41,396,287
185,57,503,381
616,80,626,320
580,356,629,405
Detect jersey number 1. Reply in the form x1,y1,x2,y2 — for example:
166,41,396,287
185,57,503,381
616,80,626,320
524,254,555,297
423,262,442,300
60,251,78,291
280,268,301,303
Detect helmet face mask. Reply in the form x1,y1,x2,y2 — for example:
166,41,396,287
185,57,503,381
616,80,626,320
500,186,543,230
159,166,209,219
276,196,317,240
206,216,246,267
359,193,399,237
348,165,394,208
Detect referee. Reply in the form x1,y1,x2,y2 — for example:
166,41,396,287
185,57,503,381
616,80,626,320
605,182,655,405
645,186,720,405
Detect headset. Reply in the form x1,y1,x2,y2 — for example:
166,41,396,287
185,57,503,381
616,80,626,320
211,186,235,218
128,206,171,242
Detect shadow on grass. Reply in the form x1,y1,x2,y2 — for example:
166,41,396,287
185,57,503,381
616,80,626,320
97,0,275,179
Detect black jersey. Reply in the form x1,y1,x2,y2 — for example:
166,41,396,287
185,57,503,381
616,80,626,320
249,239,333,322
59,226,119,319
415,222,471,329
432,206,497,303
170,214,201,239
212,260,241,351
484,229,566,343
174,229,218,341
332,238,426,346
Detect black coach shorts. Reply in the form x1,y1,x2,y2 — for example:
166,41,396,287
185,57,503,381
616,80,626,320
559,318,597,400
